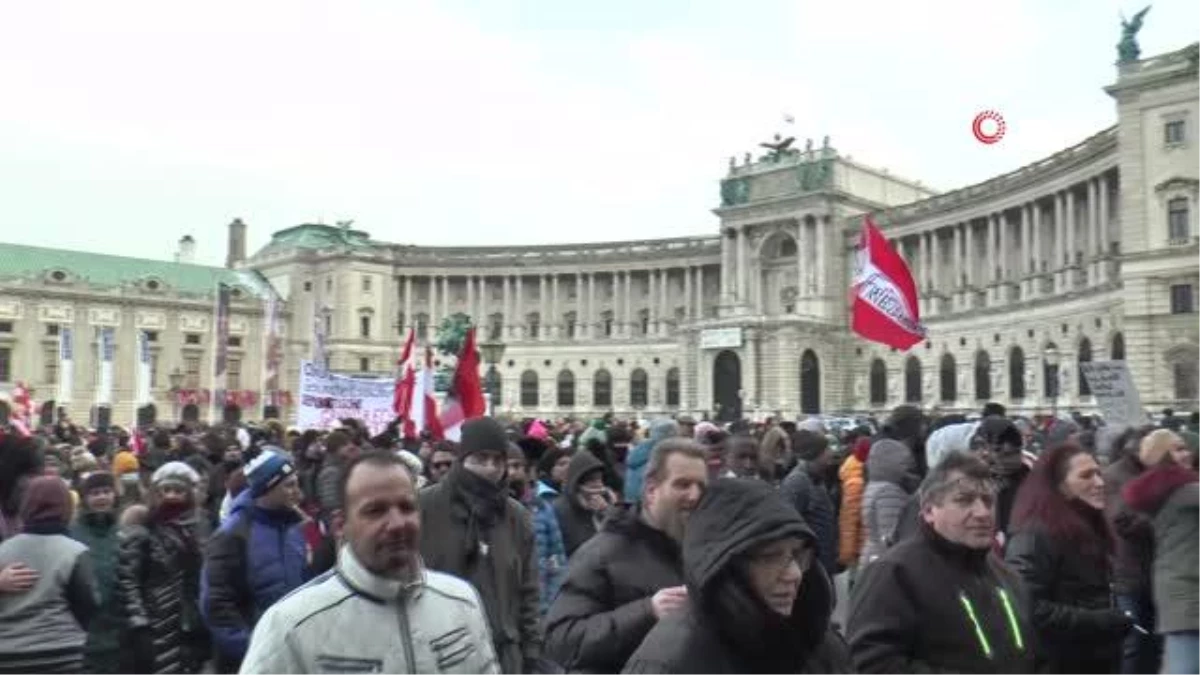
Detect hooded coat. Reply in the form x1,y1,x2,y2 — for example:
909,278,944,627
70,495,123,673
779,459,838,577
859,439,920,566
1122,462,1199,634
623,479,850,674
554,452,608,557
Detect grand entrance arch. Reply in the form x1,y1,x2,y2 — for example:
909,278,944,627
713,350,742,422
800,349,821,414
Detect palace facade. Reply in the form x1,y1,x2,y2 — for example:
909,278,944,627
2,43,1197,425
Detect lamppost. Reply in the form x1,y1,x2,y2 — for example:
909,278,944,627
1044,346,1061,418
168,367,184,423
479,330,507,418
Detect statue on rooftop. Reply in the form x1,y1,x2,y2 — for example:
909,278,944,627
759,133,796,162
1117,6,1151,63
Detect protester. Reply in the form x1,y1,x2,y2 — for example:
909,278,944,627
315,429,357,519
69,471,123,673
515,445,568,616
426,441,457,484
780,429,839,577
0,433,44,540
554,451,614,556
624,478,850,673
624,419,680,504
837,436,869,573
239,451,499,674
858,437,920,567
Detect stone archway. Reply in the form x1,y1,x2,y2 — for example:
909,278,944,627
713,350,742,422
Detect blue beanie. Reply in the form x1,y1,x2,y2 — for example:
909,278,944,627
245,450,295,498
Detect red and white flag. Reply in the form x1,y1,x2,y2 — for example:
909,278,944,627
439,327,487,442
393,328,416,428
851,216,927,351
405,345,443,441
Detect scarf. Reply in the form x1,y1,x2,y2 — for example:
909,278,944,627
447,465,508,532
702,570,820,673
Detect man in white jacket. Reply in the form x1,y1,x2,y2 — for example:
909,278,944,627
240,451,498,674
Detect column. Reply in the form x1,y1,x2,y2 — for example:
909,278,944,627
465,274,474,322
929,230,941,295
952,223,963,290
987,215,997,284
735,228,748,302
403,276,412,332
998,213,1010,282
611,273,620,337
587,273,596,339
1031,201,1043,276
696,267,705,318
1054,192,1065,269
919,231,930,292
573,272,581,339
684,266,693,319
551,274,560,339
965,221,976,288
1065,188,1077,270
441,275,450,320
515,275,524,340
1086,179,1098,264
660,269,669,333
538,275,547,341
647,270,657,333
720,230,733,301
477,276,486,322
623,271,633,337
503,276,512,338
815,218,826,296
797,220,809,297
1098,174,1109,259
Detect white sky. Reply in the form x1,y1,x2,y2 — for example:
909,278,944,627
1,0,1197,267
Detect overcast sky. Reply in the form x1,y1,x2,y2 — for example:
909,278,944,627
1,0,1196,267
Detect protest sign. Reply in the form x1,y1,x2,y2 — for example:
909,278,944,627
1080,360,1147,427
295,360,397,435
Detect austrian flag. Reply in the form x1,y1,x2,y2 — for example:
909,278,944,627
851,216,927,351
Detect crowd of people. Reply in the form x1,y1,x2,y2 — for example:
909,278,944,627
0,403,1196,673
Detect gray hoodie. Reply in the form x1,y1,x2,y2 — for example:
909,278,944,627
859,439,920,567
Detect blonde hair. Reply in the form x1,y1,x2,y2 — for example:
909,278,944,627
1139,429,1181,467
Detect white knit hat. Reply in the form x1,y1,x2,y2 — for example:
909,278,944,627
151,461,200,489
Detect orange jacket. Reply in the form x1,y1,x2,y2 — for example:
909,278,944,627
838,454,866,566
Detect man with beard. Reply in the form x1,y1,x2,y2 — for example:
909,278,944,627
239,451,498,674
545,439,707,674
419,417,542,674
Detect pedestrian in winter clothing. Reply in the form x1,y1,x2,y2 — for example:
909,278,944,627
974,416,1030,542
545,439,708,674
1103,426,1163,674
623,478,851,673
418,417,543,674
858,438,920,567
116,461,208,674
1005,443,1131,673
315,430,357,520
780,430,839,577
554,451,614,557
537,447,571,494
511,445,568,616
847,452,1035,673
0,475,98,674
1122,430,1199,675
240,451,499,674
624,419,680,506
837,437,869,570
69,472,123,673
201,450,309,673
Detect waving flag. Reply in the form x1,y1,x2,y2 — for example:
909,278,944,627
405,345,443,441
393,328,416,425
439,327,486,442
851,216,926,351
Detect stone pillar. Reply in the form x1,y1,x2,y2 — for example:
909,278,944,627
797,219,808,297
999,212,1010,284
661,269,670,333
538,275,548,341
918,231,930,292
515,275,524,340
624,271,633,337
465,274,474,323
477,276,486,322
403,276,412,332
1054,191,1065,268
986,215,997,284
611,273,620,338
573,272,581,339
552,274,560,339
1032,202,1043,278
428,276,438,333
587,273,596,339
1098,174,1110,282
964,221,975,289
736,228,748,303
815,218,827,297
1065,188,1077,283
929,230,941,299
441,275,450,320
696,267,705,318
503,276,512,339
720,229,734,303
647,270,657,334
684,266,693,320
952,223,963,291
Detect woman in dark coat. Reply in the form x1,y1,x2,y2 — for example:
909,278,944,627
1005,442,1132,673
115,462,208,674
623,478,850,674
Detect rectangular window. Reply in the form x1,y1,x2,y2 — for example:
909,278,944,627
360,357,370,372
144,330,158,342
227,336,242,348
1170,284,1195,314
303,281,313,292
150,353,158,387
46,324,59,337
1165,120,1186,145
1168,198,1190,241
43,345,57,384
185,333,202,345
0,347,10,382
360,315,371,339
324,314,332,336
184,356,201,388
362,275,372,292
227,358,241,390
0,322,12,334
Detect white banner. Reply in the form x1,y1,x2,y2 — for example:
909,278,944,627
96,327,115,406
295,360,396,435
135,330,151,406
699,327,743,350
57,327,74,403
1080,360,1148,427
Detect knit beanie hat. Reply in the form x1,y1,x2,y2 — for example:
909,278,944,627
81,471,116,494
244,450,296,498
112,450,140,476
459,417,509,459
151,461,200,490
506,442,526,463
20,475,72,527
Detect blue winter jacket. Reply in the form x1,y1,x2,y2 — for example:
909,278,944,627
624,419,681,504
532,481,568,615
200,490,309,668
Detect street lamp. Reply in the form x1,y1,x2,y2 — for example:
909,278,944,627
1043,346,1061,417
168,367,184,423
479,330,507,418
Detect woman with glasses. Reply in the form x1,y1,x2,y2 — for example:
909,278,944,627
623,478,849,673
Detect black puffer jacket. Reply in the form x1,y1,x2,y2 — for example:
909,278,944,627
544,503,684,674
115,507,207,674
554,451,608,557
779,460,839,577
1004,518,1130,673
623,479,850,674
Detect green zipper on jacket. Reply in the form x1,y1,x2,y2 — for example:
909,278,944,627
959,587,1027,660
959,592,994,659
996,587,1025,652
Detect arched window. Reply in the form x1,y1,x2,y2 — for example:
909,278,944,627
1077,338,1093,396
940,353,957,402
630,368,648,408
1111,332,1125,361
905,356,922,403
974,351,991,400
1009,346,1026,399
593,369,612,407
1174,361,1198,401
1043,342,1059,399
800,350,821,414
869,359,888,405
665,368,681,407
520,370,539,408
557,370,575,407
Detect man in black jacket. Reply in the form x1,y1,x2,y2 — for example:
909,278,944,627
544,439,707,674
847,451,1035,674
780,430,839,578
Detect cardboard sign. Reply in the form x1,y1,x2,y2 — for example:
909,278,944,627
1080,360,1147,426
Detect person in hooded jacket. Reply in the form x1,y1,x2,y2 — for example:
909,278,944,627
69,472,123,673
419,417,543,674
837,436,870,573
858,437,920,567
623,478,850,674
625,419,680,505
554,451,615,557
780,430,838,577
